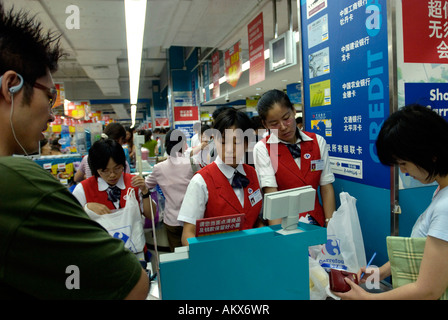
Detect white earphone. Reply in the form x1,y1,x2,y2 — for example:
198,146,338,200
0,73,24,94
1,73,28,155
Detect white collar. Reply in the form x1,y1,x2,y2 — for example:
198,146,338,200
215,156,246,180
97,175,126,191
266,129,313,145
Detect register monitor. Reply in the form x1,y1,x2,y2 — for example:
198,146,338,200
263,186,316,233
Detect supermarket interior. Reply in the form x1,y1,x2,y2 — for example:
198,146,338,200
1,0,447,302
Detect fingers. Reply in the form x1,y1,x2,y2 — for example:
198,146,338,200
131,175,149,193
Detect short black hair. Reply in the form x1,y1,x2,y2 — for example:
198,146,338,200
165,129,186,156
251,115,264,130
376,104,448,179
213,107,253,137
256,89,294,121
88,139,126,178
0,4,63,104
103,123,126,142
212,106,229,122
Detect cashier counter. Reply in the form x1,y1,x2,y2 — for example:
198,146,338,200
147,186,326,300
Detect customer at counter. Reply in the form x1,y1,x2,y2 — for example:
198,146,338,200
0,4,148,299
178,108,263,246
145,129,194,251
336,104,448,300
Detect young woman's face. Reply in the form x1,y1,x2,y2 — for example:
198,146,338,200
97,158,124,186
215,125,247,168
396,159,435,184
262,103,297,143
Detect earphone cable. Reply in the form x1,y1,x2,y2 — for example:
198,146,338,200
9,93,29,156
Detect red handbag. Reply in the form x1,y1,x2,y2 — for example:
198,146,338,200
329,269,358,292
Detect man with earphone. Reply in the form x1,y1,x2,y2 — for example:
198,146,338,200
0,5,149,299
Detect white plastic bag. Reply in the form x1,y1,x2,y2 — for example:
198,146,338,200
317,192,366,272
87,188,145,255
309,257,329,300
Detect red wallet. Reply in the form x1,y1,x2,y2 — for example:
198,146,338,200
329,269,358,292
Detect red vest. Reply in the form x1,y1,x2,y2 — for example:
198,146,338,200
81,173,140,210
262,131,325,226
199,162,262,230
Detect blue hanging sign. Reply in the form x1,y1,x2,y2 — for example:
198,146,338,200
300,0,390,189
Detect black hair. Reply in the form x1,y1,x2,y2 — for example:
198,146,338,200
213,107,253,136
251,115,264,130
88,139,126,178
296,116,303,124
165,129,186,156
0,4,64,104
103,122,126,142
256,89,294,121
200,124,211,136
376,104,448,179
144,130,153,142
212,106,229,122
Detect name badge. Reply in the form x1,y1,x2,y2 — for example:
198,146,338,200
248,189,262,206
311,159,324,172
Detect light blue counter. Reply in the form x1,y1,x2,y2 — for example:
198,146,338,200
159,222,326,300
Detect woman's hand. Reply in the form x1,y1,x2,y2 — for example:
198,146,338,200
86,202,111,215
333,277,372,300
131,175,149,194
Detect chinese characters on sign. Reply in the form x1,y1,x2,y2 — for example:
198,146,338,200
195,214,245,237
403,0,448,63
301,0,389,188
225,41,242,88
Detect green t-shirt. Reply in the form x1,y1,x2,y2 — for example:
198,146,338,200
0,157,144,299
142,139,158,157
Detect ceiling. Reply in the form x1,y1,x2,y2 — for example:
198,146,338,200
3,0,302,124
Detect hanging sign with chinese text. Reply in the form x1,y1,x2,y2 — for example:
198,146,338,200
225,41,242,88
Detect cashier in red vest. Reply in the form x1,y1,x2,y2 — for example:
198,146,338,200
178,108,263,246
253,89,336,227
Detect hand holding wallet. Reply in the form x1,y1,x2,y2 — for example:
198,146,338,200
329,269,358,292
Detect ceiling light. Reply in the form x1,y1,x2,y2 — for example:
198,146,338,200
125,0,147,105
131,104,137,128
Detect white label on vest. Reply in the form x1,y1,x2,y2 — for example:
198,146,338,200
249,189,262,206
311,159,324,171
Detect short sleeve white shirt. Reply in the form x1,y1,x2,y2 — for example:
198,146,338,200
253,130,335,189
411,186,448,242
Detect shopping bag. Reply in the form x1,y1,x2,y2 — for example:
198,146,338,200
315,192,366,272
87,188,146,255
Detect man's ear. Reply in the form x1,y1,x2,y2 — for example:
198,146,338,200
0,71,24,103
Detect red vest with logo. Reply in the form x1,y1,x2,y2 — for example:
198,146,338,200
262,131,324,226
199,162,261,230
81,173,140,210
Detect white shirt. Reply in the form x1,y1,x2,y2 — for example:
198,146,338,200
177,156,255,226
253,130,335,189
190,133,200,148
411,186,448,242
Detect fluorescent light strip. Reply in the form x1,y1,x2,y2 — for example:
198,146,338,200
125,0,147,105
131,104,137,128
